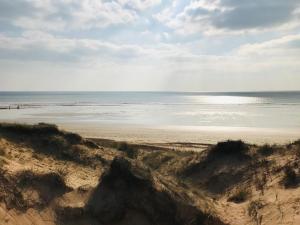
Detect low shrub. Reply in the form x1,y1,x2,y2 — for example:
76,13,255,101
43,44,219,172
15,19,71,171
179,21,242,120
64,132,82,145
0,123,60,136
211,140,249,155
16,170,71,208
117,142,137,158
293,139,300,146
0,170,27,211
84,140,99,149
0,123,101,166
17,170,70,191
142,152,174,170
258,144,274,156
41,135,68,151
117,142,130,152
282,166,298,188
68,144,89,161
71,144,89,154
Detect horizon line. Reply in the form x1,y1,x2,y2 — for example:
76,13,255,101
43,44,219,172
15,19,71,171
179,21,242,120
0,90,300,93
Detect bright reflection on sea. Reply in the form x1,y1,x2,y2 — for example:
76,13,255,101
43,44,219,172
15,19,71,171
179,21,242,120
0,92,300,130
187,95,263,105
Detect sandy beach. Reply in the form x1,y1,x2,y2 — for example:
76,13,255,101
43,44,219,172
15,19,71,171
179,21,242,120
59,122,300,145
1,119,299,147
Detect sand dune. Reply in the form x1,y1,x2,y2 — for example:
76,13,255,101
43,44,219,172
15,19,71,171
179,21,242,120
0,123,300,225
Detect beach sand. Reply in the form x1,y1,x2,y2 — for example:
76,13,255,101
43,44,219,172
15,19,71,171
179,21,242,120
59,122,300,145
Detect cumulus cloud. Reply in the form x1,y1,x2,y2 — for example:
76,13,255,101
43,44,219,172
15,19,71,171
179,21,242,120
0,0,300,91
0,31,197,64
213,0,298,30
155,0,300,35
0,0,138,31
0,0,35,19
0,32,145,62
237,34,300,59
117,0,161,11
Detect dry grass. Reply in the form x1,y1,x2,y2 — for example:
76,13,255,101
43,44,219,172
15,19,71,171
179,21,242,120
0,123,100,166
0,168,28,211
1,123,300,225
117,142,138,158
0,123,60,136
0,147,5,156
258,144,274,156
15,170,72,209
281,165,298,188
228,189,251,203
248,200,264,225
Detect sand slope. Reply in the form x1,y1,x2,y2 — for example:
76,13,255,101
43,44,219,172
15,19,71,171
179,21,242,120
0,123,299,225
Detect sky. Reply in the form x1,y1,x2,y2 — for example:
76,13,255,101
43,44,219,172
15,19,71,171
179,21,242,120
0,0,300,91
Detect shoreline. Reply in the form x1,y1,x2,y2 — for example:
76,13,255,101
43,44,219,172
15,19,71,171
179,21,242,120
44,122,300,145
59,123,300,145
1,119,299,145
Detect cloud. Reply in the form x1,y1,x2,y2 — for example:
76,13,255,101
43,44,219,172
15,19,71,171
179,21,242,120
1,31,300,91
0,0,138,31
0,30,197,64
0,31,148,62
0,0,35,19
155,0,300,35
117,0,161,11
237,34,300,59
0,0,300,91
1,30,299,71
213,0,299,30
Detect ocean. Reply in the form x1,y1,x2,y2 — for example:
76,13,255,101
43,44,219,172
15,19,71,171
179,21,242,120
0,91,300,131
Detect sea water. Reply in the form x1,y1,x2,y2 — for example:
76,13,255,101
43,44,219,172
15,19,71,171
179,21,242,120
0,91,300,130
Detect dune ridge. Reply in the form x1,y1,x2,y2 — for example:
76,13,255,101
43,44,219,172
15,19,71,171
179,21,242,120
0,123,300,225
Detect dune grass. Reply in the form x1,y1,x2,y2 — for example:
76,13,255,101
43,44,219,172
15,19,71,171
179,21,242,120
228,189,251,203
0,123,99,165
282,165,298,188
210,140,249,155
117,142,137,158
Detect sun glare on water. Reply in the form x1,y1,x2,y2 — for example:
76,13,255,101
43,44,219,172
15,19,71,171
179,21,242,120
188,95,262,105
